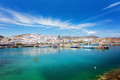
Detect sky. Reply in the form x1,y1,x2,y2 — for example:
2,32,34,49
0,0,120,37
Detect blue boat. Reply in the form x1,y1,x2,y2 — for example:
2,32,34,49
71,46,78,48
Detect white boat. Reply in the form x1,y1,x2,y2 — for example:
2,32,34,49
82,46,94,49
40,45,49,48
82,45,94,49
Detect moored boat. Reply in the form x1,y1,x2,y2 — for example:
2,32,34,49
82,46,94,49
40,46,49,48
70,46,78,48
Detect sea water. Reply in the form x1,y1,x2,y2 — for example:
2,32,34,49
0,46,120,80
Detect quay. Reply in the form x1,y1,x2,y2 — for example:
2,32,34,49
94,46,109,49
0,43,109,50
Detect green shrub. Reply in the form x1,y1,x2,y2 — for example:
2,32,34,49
16,43,22,45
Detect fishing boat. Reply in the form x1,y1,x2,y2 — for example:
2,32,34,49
40,45,49,48
70,44,79,48
70,46,78,48
82,46,94,49
82,44,94,49
82,43,95,49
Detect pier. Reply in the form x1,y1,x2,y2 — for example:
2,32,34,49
94,46,109,49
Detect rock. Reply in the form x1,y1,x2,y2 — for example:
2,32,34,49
98,68,120,80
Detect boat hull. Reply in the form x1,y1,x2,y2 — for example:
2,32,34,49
71,46,78,48
82,46,94,49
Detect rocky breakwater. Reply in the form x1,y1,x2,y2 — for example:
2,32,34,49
98,68,120,80
94,44,109,49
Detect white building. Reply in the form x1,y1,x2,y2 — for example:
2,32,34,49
0,34,58,44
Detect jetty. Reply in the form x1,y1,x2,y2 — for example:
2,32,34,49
0,42,109,50
94,46,109,49
94,44,109,49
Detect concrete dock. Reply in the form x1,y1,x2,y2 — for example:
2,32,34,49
94,46,109,49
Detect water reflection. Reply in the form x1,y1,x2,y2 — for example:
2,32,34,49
20,48,60,56
84,48,108,52
0,48,61,56
0,47,110,57
84,49,93,52
0,46,120,80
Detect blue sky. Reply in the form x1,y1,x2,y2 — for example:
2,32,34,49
0,0,120,37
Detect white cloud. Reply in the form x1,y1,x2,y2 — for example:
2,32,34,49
0,27,8,29
103,2,120,10
0,27,4,28
86,31,96,34
103,30,120,37
83,2,120,22
0,7,97,31
82,29,96,34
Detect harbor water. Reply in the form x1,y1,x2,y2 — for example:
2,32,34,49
0,46,120,80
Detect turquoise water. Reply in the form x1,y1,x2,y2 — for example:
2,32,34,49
0,46,120,80
79,44,99,46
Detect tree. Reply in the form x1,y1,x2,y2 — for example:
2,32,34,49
16,43,22,45
8,39,11,41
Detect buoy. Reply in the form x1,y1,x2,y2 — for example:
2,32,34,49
34,57,37,61
94,67,96,70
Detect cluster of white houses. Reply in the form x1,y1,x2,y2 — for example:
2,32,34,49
0,34,58,45
0,34,99,45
